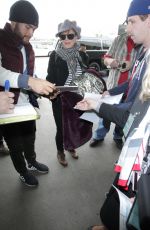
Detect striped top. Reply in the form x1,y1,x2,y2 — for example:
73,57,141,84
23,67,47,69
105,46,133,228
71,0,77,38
65,60,82,86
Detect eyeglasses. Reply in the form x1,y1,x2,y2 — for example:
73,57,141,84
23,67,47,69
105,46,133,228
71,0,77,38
59,33,76,40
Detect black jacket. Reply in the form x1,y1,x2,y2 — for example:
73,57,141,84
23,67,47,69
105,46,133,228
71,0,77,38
98,103,129,128
46,50,69,86
98,94,150,137
46,50,84,86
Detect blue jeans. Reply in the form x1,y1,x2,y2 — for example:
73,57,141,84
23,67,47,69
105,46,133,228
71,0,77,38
93,118,123,140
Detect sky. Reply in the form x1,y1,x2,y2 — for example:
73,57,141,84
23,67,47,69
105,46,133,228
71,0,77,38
0,0,132,39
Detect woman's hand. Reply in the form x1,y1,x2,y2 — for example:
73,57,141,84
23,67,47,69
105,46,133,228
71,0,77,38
110,59,120,69
102,91,110,98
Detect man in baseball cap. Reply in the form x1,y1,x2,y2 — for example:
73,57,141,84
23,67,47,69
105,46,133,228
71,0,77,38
81,1,150,229
127,0,150,18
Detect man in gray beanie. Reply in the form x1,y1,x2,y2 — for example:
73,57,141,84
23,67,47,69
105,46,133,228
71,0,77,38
8,0,39,44
9,0,39,27
0,0,56,187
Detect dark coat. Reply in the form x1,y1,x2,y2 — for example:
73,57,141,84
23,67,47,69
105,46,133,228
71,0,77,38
98,92,150,138
46,50,92,150
46,50,69,86
98,103,129,129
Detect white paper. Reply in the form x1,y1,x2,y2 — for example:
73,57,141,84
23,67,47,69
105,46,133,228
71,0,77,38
0,103,37,118
80,112,101,123
0,103,40,124
80,93,123,123
112,185,132,230
84,92,123,105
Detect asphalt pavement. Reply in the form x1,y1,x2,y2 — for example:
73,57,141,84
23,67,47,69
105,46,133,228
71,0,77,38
0,97,121,230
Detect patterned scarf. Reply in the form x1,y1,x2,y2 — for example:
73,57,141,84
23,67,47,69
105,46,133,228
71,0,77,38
56,42,80,78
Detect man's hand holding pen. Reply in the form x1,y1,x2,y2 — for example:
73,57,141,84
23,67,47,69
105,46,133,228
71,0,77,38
0,80,15,114
0,91,15,114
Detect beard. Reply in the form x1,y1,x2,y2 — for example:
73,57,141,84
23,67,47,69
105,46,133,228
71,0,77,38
13,23,30,44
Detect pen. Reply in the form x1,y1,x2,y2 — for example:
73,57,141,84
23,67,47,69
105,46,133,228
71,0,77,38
5,80,10,92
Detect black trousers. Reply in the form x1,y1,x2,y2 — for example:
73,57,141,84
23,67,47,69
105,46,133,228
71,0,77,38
1,121,36,174
0,128,3,145
52,97,64,153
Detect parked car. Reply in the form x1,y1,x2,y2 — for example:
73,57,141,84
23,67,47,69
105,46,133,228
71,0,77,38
86,49,107,71
48,36,112,74
78,36,112,72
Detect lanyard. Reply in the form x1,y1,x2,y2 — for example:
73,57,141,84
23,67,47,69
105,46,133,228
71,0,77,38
125,49,146,98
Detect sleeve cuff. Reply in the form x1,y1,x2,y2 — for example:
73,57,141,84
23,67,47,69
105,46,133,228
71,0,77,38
18,74,30,89
95,102,102,113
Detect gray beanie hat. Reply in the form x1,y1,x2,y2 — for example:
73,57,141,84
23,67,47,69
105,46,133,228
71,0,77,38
9,0,39,27
56,19,81,39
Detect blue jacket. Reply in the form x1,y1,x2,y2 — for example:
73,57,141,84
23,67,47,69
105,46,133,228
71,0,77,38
108,50,148,110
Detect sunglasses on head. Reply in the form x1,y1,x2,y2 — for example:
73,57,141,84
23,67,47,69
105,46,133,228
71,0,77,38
59,33,76,40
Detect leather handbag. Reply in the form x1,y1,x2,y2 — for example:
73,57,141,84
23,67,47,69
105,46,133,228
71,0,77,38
70,71,106,96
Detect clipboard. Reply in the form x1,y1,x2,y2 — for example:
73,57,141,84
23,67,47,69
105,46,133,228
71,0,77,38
0,103,40,125
38,86,79,99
